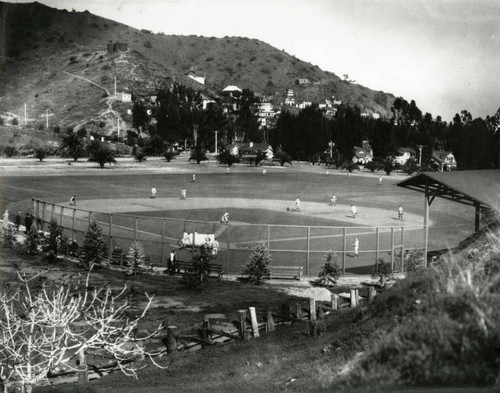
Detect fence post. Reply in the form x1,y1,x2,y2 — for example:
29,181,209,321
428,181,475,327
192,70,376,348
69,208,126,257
375,227,380,263
134,216,138,241
238,310,247,340
267,225,271,249
77,350,89,384
342,227,347,275
350,289,357,308
41,201,46,231
391,227,395,271
296,302,302,320
109,214,113,256
309,298,316,321
401,226,405,272
72,208,76,239
249,307,259,338
60,206,64,226
161,219,166,265
368,286,376,303
88,211,92,225
226,223,230,274
331,293,338,310
306,226,311,276
51,203,55,222
266,309,275,333
166,326,177,354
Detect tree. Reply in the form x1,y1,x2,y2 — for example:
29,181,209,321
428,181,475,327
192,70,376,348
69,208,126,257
189,145,208,164
88,143,117,168
217,150,240,167
133,146,147,162
132,101,149,130
81,216,107,266
243,241,272,285
60,133,86,162
254,150,267,167
341,160,360,173
364,160,380,173
381,156,397,175
402,156,418,175
317,252,341,287
274,148,292,166
0,270,165,393
145,134,166,156
127,240,147,275
34,147,48,162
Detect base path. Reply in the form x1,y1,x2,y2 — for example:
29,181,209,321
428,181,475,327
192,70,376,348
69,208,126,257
70,197,427,228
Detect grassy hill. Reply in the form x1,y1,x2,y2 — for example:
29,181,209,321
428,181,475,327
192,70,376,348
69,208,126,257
0,1,395,135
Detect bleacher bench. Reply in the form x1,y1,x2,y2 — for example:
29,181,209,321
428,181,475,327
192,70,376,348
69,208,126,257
110,249,124,266
173,261,224,278
269,266,303,280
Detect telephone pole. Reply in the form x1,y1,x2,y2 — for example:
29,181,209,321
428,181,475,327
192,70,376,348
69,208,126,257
213,130,218,154
416,145,426,167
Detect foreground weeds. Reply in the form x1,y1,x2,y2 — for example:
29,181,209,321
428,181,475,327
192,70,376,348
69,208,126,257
337,229,500,389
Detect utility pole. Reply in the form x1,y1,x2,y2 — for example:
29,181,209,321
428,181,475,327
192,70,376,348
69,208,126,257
213,130,218,154
416,145,426,167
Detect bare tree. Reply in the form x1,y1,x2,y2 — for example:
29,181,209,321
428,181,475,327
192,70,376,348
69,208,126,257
0,269,166,393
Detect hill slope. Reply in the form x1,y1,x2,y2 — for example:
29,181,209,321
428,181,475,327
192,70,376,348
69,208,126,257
0,1,395,133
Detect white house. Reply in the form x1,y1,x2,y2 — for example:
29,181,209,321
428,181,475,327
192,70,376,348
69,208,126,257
284,89,295,106
298,101,312,109
432,151,457,171
352,140,373,165
116,92,132,103
222,85,242,97
186,71,205,85
394,147,416,166
226,142,274,160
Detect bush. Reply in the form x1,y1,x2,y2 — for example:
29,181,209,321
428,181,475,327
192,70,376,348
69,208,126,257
317,252,341,287
127,241,147,274
243,241,271,285
46,219,66,258
133,146,147,162
371,258,392,287
25,224,39,255
81,217,107,267
4,146,18,157
34,147,48,162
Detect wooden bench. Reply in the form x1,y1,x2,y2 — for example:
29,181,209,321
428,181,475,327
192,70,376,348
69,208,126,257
174,261,224,278
109,249,124,266
270,266,303,280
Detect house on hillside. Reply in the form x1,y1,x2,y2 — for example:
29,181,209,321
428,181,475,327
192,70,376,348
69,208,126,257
107,43,128,53
284,89,296,106
296,78,310,86
222,85,242,97
186,71,206,85
352,140,373,165
226,142,274,160
116,92,132,103
394,147,416,166
431,150,457,171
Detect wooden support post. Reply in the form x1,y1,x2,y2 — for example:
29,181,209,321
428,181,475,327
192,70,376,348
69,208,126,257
318,306,324,319
134,216,138,241
199,318,212,343
266,309,275,333
355,289,360,305
77,350,89,384
41,201,46,231
401,226,405,272
296,302,302,320
350,289,357,308
60,205,64,226
342,227,347,275
267,225,271,249
226,223,230,274
249,307,259,338
238,310,247,339
51,203,55,222
88,211,92,225
391,226,395,271
280,303,290,320
423,185,429,268
161,219,166,265
306,226,311,275
474,202,481,232
166,326,177,354
72,208,76,239
108,214,113,257
368,286,376,303
309,298,317,321
375,227,380,262
331,293,338,310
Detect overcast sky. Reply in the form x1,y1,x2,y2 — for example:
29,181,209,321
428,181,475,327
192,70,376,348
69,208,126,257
14,0,500,121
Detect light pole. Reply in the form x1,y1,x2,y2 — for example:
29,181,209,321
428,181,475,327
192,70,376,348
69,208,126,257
416,145,426,167
213,130,218,154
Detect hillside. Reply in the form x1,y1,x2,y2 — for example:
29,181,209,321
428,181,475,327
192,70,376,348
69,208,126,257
0,1,395,134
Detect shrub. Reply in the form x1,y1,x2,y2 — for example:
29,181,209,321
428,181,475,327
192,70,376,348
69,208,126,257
243,241,271,285
53,125,60,133
2,225,16,248
317,252,341,287
34,147,48,162
133,146,147,162
25,224,39,255
4,146,18,157
217,150,240,167
81,217,107,267
371,258,392,287
127,241,147,274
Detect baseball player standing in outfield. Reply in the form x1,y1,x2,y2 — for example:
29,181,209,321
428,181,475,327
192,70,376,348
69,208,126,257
351,205,357,218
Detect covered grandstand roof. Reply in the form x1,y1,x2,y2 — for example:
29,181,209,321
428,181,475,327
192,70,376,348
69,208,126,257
396,170,500,210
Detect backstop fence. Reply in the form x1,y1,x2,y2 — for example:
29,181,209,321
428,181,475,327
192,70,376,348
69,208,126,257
32,198,426,275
